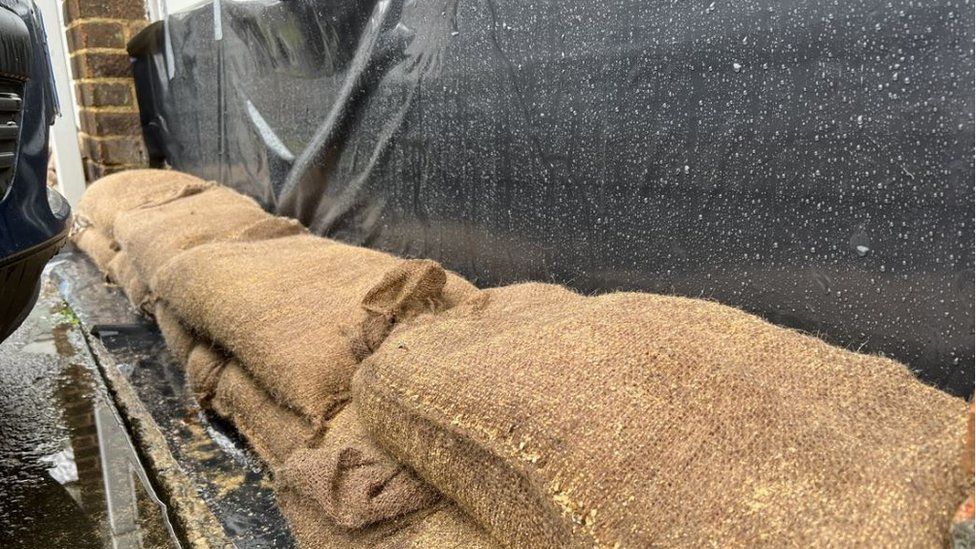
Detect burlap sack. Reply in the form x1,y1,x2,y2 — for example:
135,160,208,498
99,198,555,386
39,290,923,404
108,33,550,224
186,343,227,406
75,169,211,239
355,282,971,548
157,309,303,460
195,360,496,549
279,406,441,530
114,186,302,287
277,491,497,549
187,346,491,548
72,226,117,272
154,303,196,366
210,361,316,467
231,216,307,242
105,251,150,313
154,234,476,424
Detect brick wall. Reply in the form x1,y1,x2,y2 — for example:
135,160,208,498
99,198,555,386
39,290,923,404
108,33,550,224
62,0,149,182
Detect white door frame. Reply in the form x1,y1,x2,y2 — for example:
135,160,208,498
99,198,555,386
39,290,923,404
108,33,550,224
36,0,86,207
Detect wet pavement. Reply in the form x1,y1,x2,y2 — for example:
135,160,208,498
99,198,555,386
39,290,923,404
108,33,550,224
2,250,297,547
0,274,175,548
50,250,295,548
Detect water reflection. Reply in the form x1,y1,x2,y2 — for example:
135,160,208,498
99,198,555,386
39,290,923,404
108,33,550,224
0,283,176,548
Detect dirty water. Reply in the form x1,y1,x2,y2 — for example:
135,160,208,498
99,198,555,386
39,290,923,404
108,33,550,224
0,276,177,548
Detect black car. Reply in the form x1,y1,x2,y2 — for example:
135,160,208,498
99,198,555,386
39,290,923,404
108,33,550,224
0,0,71,341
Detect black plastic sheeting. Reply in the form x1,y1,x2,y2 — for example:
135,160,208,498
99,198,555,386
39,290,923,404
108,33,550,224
128,0,974,397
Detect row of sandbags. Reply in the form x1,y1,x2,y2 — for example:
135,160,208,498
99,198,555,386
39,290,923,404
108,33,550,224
73,169,972,548
74,170,494,548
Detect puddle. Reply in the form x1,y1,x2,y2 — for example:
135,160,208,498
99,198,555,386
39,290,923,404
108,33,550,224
0,281,177,548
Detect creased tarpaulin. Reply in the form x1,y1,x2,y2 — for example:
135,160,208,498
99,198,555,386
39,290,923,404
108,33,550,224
128,0,975,398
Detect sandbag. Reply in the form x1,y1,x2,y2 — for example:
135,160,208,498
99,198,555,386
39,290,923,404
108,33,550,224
210,361,316,467
106,251,150,313
154,235,476,424
175,331,313,467
72,226,117,272
75,169,210,239
355,282,971,548
199,348,491,548
114,186,304,288
71,168,210,286
154,303,195,365
186,343,227,406
232,216,308,242
277,491,497,549
279,406,440,530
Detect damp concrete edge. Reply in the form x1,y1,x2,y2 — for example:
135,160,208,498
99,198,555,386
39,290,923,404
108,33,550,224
79,328,232,548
